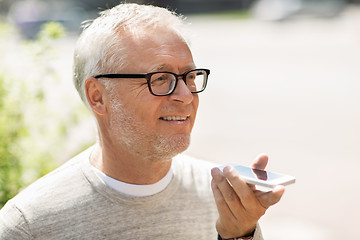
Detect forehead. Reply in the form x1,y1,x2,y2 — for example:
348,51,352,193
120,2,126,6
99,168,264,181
121,29,195,72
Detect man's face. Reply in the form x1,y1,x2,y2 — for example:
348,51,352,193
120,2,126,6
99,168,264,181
103,29,199,161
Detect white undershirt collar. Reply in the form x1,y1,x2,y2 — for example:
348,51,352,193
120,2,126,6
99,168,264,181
92,165,174,197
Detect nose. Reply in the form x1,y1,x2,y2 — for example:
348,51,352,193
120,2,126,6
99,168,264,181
169,79,194,104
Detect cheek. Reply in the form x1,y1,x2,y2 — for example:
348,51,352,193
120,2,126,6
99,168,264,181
189,95,199,128
193,95,200,114
134,98,163,123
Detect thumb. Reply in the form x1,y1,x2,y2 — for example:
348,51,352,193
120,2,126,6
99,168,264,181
251,153,268,170
256,185,285,209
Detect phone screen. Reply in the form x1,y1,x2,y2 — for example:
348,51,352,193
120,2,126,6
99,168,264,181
219,164,295,188
233,165,284,182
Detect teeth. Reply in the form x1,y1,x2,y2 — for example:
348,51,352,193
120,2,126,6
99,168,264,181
161,116,188,121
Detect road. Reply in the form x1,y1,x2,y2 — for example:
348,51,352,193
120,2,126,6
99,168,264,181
185,7,360,240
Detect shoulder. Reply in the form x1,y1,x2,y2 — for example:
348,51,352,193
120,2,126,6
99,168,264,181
0,200,31,239
0,146,95,238
4,146,94,213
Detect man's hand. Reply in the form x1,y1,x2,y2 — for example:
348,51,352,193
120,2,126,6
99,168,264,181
211,154,284,239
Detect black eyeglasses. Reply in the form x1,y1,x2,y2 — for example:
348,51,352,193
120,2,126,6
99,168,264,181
94,68,210,96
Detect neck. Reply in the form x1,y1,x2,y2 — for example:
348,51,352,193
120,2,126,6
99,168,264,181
90,142,172,185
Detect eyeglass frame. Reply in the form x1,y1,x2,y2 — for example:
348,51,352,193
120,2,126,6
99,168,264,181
94,68,210,96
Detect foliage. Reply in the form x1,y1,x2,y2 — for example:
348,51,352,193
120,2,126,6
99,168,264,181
0,22,93,207
0,74,26,206
38,22,66,40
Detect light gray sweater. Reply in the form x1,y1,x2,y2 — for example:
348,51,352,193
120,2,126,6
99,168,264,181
0,147,263,239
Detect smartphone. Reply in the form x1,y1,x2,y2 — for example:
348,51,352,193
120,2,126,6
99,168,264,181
219,164,295,189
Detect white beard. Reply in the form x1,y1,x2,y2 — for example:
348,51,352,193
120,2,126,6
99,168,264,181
108,97,190,162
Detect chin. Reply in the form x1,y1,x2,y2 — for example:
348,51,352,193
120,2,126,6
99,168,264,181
155,134,191,159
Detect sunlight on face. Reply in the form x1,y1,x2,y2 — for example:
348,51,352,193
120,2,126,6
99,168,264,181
108,95,191,161
103,29,198,161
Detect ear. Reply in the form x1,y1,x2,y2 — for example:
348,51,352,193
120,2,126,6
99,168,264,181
85,78,107,115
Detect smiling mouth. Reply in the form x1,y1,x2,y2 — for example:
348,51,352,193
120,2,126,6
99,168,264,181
160,116,189,121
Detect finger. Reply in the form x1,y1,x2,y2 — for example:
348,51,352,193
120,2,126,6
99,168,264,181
211,167,243,213
223,166,263,212
210,178,234,219
251,153,268,170
255,185,285,209
248,183,256,191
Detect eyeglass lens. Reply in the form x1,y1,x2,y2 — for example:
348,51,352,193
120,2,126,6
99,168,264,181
149,69,207,95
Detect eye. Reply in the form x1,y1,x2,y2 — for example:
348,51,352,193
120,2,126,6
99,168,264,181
186,71,197,84
150,73,172,86
187,73,196,80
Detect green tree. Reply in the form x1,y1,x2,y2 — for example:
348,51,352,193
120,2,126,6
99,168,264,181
0,74,26,206
0,22,93,208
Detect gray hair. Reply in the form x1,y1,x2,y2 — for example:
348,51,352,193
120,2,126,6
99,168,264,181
73,3,188,108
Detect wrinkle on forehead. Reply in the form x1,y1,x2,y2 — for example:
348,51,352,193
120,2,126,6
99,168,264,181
123,27,189,52
119,28,194,73
150,63,196,73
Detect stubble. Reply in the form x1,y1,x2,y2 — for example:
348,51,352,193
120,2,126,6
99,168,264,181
108,97,190,162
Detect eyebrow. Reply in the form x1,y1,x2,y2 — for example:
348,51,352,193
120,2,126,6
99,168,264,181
151,64,168,72
151,64,197,73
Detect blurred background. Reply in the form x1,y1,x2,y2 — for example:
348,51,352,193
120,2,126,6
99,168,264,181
1,0,360,239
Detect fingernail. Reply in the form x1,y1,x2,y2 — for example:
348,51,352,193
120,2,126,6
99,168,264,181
223,165,233,174
273,185,285,193
211,167,221,176
211,167,224,181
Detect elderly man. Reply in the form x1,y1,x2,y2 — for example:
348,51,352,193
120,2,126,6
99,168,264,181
0,3,284,239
